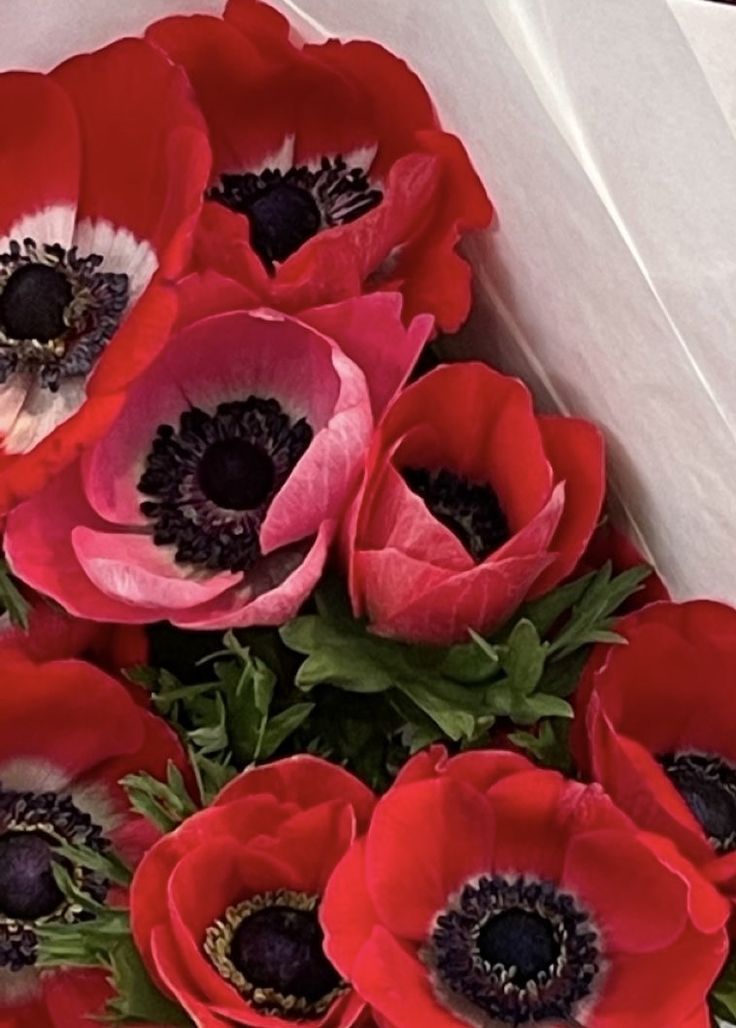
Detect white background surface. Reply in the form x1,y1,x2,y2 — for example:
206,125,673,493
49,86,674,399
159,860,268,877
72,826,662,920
1,0,736,609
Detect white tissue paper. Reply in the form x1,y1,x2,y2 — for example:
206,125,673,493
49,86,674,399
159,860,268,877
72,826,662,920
2,0,735,614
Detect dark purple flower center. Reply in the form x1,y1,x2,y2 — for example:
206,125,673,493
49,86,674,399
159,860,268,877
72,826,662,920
0,831,64,922
0,785,109,972
428,875,599,1026
402,466,510,561
231,906,342,1005
0,238,129,392
208,156,383,271
0,263,72,343
660,751,736,854
139,397,312,573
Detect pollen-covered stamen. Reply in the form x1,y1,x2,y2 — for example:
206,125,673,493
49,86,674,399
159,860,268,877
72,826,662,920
402,466,511,561
426,875,600,1026
660,751,736,854
138,397,313,573
208,156,383,270
204,889,347,1019
0,238,129,392
0,785,110,972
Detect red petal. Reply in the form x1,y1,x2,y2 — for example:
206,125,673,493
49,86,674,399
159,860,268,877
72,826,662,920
365,779,495,941
322,839,379,978
52,38,209,273
528,415,605,597
0,73,79,239
214,754,375,831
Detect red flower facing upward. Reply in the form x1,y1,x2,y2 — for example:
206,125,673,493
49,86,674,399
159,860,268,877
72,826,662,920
574,600,736,901
321,746,729,1028
131,756,376,1028
345,362,605,644
4,275,430,628
0,38,211,513
0,647,186,1028
145,0,492,331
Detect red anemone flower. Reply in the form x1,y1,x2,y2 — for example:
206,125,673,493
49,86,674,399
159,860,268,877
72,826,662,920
145,0,492,330
4,274,429,628
131,756,375,1028
345,362,605,644
321,746,729,1028
574,600,736,901
0,647,186,1028
0,38,210,513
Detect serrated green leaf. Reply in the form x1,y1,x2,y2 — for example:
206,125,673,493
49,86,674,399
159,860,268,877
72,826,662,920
442,638,499,683
498,619,548,696
509,693,574,725
548,563,649,659
121,761,198,833
521,571,595,636
104,937,193,1025
508,719,573,773
281,614,396,693
711,951,736,1021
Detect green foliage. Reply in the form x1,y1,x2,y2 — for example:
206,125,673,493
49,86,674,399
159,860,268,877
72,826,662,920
36,846,190,1026
712,951,736,1023
279,565,646,770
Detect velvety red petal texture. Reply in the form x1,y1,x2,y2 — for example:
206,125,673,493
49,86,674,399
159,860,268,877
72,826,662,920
322,747,728,1028
147,6,491,328
347,363,604,643
132,757,373,1028
52,38,210,275
576,599,736,897
6,281,421,628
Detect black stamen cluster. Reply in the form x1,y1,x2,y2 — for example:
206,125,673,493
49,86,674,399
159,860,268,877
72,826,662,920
139,397,312,573
428,874,599,1026
660,751,736,854
208,155,383,269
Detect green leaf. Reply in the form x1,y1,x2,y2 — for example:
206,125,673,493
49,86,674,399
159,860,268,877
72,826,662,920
120,761,198,832
508,719,573,774
497,619,548,696
521,571,595,636
104,937,194,1025
0,557,30,629
441,637,500,683
259,702,315,759
508,693,574,725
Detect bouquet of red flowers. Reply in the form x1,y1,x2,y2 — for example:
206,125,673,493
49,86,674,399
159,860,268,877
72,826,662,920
0,2,734,1027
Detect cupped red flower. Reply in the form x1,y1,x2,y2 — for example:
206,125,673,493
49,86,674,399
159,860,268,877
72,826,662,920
0,646,186,1027
346,362,605,644
0,588,146,673
0,39,211,513
131,756,375,1027
321,746,728,1028
574,599,736,901
145,0,491,331
5,275,429,627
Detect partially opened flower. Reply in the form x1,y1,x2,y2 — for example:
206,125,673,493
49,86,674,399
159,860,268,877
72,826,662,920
0,39,210,513
322,746,729,1028
131,756,375,1028
5,276,429,627
574,600,736,901
146,0,492,330
346,362,605,644
0,647,186,1027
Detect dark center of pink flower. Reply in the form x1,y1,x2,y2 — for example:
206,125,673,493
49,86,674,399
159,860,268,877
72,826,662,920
204,890,346,1020
660,751,736,854
197,437,276,511
0,784,109,972
231,906,342,1006
0,238,129,392
427,875,599,1026
207,156,383,272
402,466,510,561
139,397,313,573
